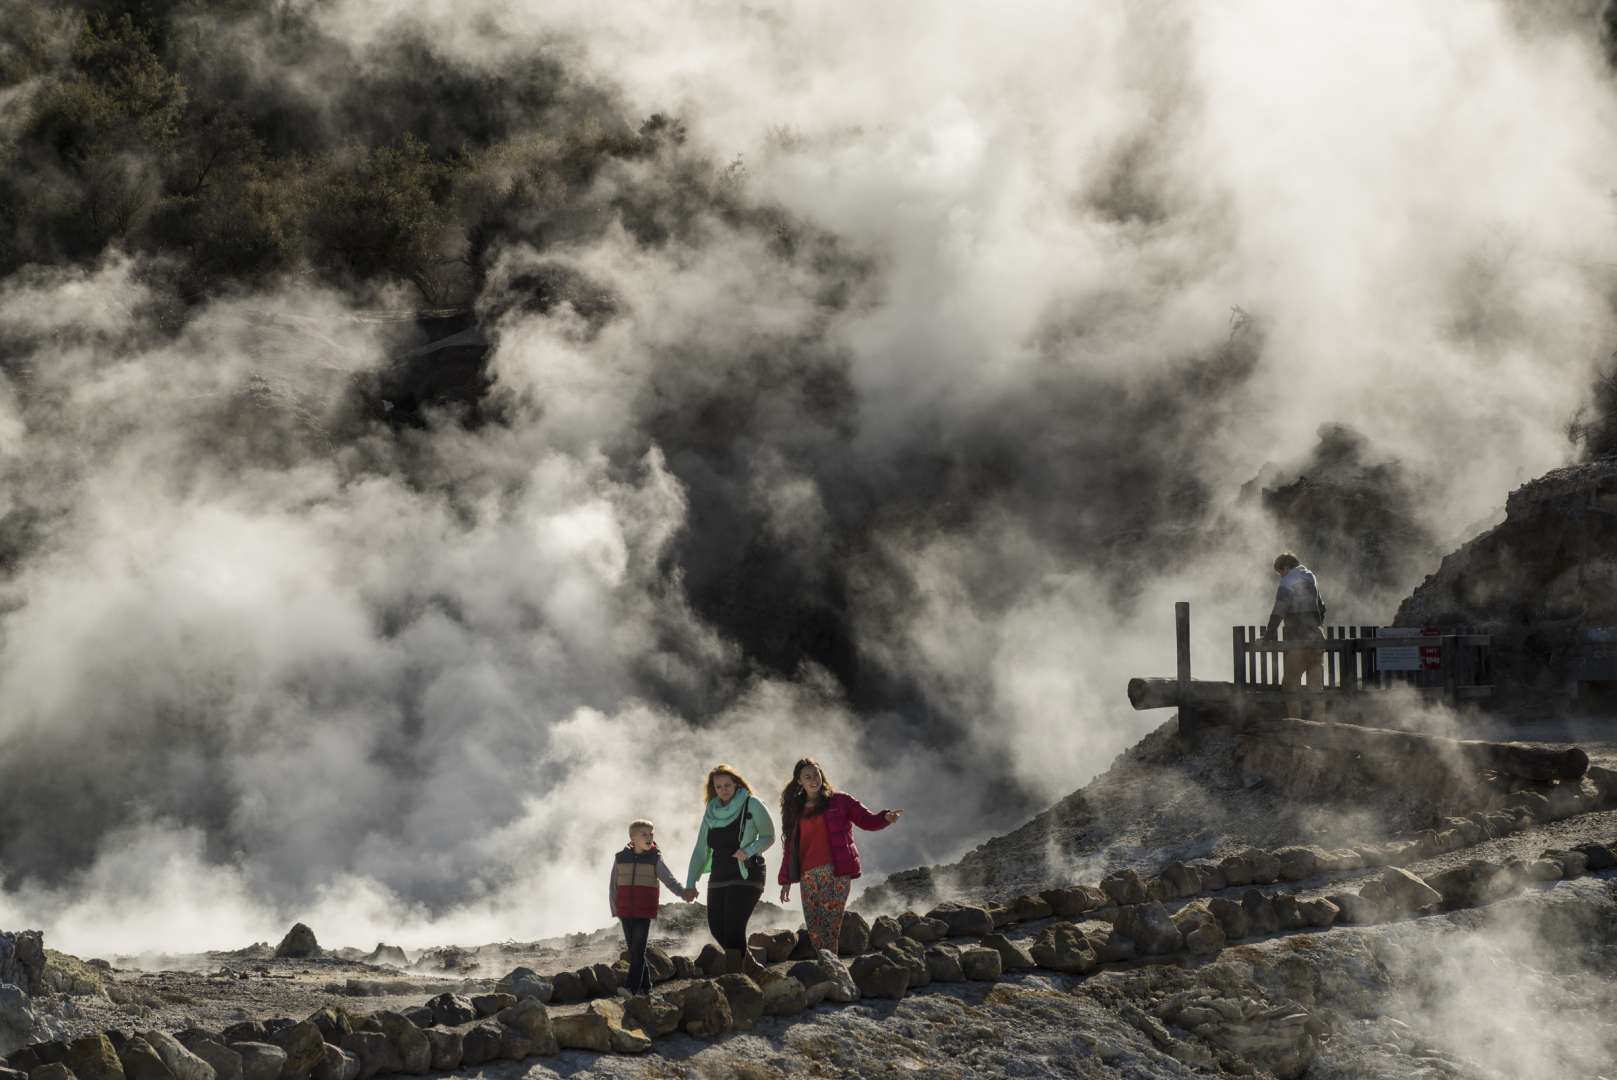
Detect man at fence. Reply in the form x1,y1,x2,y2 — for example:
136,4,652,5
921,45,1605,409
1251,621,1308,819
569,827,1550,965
1266,552,1327,718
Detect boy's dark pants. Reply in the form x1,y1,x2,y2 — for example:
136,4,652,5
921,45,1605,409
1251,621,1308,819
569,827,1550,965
620,917,653,994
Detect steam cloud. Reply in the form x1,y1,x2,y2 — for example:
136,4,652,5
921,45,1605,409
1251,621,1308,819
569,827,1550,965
3,0,1617,959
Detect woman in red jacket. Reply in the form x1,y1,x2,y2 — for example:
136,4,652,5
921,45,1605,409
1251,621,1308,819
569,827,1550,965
777,757,902,953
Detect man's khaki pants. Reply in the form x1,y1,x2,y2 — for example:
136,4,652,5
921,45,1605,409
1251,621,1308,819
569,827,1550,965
1283,644,1325,719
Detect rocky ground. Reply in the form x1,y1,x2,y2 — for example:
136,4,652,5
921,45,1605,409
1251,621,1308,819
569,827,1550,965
7,704,1617,1079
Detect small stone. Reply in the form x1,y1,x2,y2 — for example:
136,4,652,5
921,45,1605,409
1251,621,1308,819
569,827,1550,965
1241,890,1280,935
1273,847,1324,881
1159,862,1202,899
675,980,734,1036
1272,894,1307,931
786,951,858,1004
694,944,726,978
1219,854,1254,887
1187,860,1228,891
1247,850,1281,885
1573,843,1616,870
1208,897,1250,939
1039,886,1098,917
899,916,948,943
880,938,929,989
748,930,797,963
1114,902,1183,955
1010,894,1053,922
274,925,321,960
644,945,675,983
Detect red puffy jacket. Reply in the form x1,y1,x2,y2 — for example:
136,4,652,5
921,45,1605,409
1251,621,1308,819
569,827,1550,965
778,792,892,885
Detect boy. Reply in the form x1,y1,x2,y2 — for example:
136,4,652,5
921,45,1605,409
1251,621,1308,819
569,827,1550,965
611,819,697,995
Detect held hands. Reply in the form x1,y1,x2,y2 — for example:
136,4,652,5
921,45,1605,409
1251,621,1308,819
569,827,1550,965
681,888,699,902
780,885,791,903
734,850,749,861
884,809,903,824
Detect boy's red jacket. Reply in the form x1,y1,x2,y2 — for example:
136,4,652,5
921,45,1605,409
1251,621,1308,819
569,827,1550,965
613,844,673,919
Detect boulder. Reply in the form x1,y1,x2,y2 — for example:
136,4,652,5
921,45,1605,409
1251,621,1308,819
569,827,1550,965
1159,863,1202,899
549,970,586,1005
399,1007,433,1030
223,1045,282,1080
1030,923,1097,974
865,916,901,951
454,1026,500,1070
1380,867,1443,913
470,993,513,1018
986,903,1015,929
304,1009,351,1048
415,1031,455,1075
1272,894,1307,931
182,1045,238,1080
0,933,46,996
0,984,34,1049
1100,869,1148,906
923,945,964,983
1010,894,1053,922
1524,859,1562,881
671,953,699,979
370,1013,429,1075
926,902,995,938
421,994,472,1027
787,951,858,1004
116,1043,173,1080
837,911,871,956
575,966,601,999
748,930,797,963
1545,849,1589,878
635,945,671,984
958,946,1003,981
1088,927,1135,964
63,1037,123,1080
1273,847,1324,881
623,991,683,1034
493,967,552,1004
980,933,1036,971
494,998,556,1055
1215,898,1248,937
261,1023,322,1080
1246,850,1280,885
1296,897,1341,928
755,971,807,1017
714,974,764,1030
898,914,948,944
1115,902,1183,955
1039,886,1098,917
219,1026,265,1049
848,953,909,999
141,1034,215,1080
695,944,727,979
675,980,734,1037
1574,842,1616,870
879,938,929,990
273,925,321,960
306,1047,347,1080
1187,860,1228,891
1329,891,1381,925
551,1002,650,1055
1219,854,1255,887
1241,890,1280,935
27,1066,72,1080
359,946,407,969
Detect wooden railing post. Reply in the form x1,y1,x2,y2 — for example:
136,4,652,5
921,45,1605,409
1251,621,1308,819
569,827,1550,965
1176,602,1197,739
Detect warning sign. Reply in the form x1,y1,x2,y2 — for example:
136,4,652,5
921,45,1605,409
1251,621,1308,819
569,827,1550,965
1376,627,1442,672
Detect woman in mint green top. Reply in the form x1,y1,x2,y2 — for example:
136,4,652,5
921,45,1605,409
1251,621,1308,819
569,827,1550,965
687,763,775,974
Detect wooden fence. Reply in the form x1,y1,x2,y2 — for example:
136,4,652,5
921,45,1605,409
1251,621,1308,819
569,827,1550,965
1231,625,1492,702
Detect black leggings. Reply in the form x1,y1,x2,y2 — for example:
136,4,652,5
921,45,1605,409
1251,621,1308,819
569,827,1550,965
706,885,762,949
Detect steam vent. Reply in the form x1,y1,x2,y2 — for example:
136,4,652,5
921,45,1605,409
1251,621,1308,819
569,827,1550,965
3,2,1617,1077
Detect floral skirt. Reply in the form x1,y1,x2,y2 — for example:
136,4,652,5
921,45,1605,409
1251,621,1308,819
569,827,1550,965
802,864,852,952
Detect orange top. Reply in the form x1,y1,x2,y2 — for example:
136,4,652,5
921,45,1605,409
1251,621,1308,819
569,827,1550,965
798,812,833,872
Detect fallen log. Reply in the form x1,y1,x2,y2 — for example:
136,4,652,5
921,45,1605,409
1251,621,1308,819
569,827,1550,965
1251,716,1588,783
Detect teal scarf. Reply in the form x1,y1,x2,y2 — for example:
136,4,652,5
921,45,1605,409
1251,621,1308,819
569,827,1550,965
702,792,751,830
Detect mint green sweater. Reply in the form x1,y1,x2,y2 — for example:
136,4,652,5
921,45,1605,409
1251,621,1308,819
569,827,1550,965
685,792,776,891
